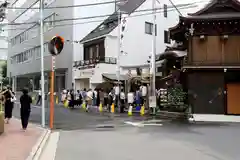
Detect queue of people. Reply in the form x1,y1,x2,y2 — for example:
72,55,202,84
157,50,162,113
59,83,149,113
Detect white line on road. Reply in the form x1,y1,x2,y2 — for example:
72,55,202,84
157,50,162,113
124,121,163,127
124,121,144,127
39,131,60,160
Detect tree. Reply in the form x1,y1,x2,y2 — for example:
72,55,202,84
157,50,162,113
1,62,8,85
1,62,6,78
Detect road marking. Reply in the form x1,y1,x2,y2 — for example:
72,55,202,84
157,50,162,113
142,123,163,126
124,121,144,127
124,121,163,127
38,131,60,160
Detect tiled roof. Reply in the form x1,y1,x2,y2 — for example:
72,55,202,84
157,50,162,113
80,0,146,43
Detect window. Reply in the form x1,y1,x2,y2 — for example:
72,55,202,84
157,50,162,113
164,30,170,44
84,43,102,61
145,22,157,35
164,4,167,18
44,13,56,32
11,43,49,64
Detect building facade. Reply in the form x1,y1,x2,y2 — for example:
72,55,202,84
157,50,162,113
73,0,202,90
170,0,240,115
7,0,75,92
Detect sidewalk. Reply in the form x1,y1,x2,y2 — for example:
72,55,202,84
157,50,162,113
0,118,45,160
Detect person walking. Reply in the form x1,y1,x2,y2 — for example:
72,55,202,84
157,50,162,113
20,88,32,131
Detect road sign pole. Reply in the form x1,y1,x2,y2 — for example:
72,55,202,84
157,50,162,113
50,56,55,129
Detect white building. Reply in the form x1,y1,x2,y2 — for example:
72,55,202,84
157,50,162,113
7,0,117,91
0,20,8,61
73,0,206,90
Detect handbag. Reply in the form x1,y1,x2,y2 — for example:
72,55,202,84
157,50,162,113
11,95,17,102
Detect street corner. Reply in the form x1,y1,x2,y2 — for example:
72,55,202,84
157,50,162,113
0,118,47,160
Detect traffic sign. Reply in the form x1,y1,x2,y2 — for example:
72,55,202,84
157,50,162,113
48,35,64,56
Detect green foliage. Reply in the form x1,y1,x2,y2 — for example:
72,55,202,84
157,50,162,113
168,85,187,106
1,63,6,78
1,62,9,85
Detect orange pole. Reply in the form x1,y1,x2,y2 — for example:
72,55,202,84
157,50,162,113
50,56,55,129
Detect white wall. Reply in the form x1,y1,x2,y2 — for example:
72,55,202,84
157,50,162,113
73,0,116,61
74,63,117,90
0,21,8,61
106,0,208,67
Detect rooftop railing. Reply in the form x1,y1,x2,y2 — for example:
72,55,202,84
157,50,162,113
73,57,117,69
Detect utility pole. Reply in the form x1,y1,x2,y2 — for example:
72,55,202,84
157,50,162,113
149,0,157,114
117,8,121,109
40,0,45,128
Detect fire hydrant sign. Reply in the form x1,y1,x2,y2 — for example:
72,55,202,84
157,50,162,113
149,96,156,108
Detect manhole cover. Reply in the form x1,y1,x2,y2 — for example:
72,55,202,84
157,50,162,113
96,124,115,128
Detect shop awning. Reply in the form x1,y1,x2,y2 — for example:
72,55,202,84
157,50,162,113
102,73,128,81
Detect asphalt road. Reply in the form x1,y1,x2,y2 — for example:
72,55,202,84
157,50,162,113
12,102,240,160
54,121,240,160
12,102,147,130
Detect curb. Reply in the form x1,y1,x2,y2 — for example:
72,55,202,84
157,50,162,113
26,129,51,160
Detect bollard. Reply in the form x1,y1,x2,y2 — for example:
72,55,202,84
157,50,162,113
140,105,145,116
56,96,59,104
128,105,133,116
0,112,4,134
64,100,68,108
111,103,115,113
99,103,103,112
82,101,86,110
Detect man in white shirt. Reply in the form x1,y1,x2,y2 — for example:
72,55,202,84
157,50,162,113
113,84,120,108
140,84,147,106
120,89,125,113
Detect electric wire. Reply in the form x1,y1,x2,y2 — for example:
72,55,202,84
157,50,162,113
1,1,206,26
7,0,127,9
7,4,198,45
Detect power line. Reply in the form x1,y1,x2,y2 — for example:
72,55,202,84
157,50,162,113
3,4,199,32
6,4,198,45
2,2,202,26
7,0,126,9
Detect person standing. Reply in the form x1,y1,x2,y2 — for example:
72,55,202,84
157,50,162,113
76,90,82,106
120,89,125,113
68,89,75,109
20,88,32,130
36,89,42,105
4,87,14,124
86,89,93,111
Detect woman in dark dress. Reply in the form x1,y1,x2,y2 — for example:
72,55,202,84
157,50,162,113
4,87,14,124
20,88,32,130
68,89,75,109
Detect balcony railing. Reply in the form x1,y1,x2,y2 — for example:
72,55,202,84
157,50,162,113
73,57,117,69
